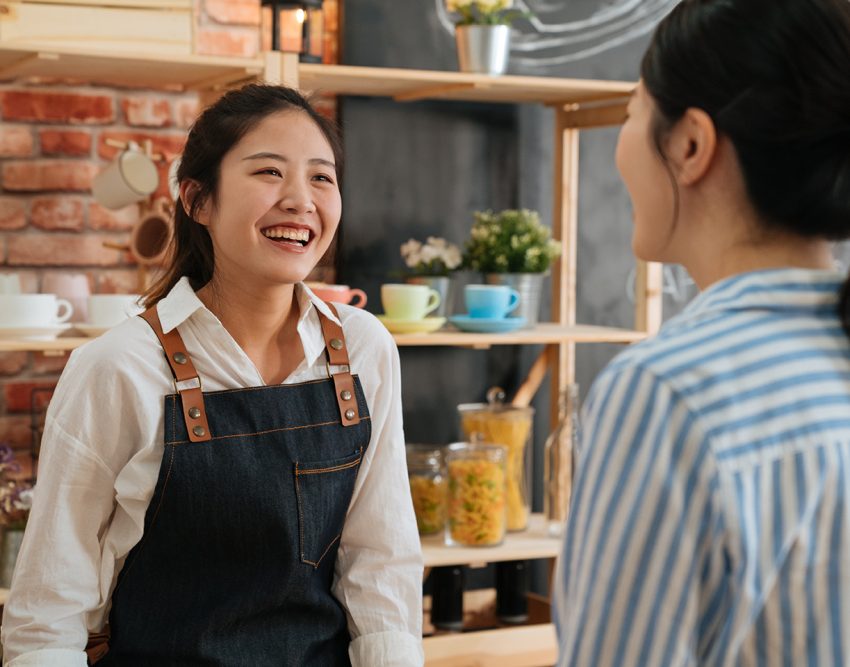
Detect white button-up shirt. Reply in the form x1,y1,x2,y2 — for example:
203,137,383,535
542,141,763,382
2,277,424,666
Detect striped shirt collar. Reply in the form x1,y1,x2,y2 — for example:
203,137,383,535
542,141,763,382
681,267,845,318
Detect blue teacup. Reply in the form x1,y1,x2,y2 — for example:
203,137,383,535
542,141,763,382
464,284,520,319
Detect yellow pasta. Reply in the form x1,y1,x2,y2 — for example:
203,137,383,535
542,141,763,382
447,458,506,546
460,411,532,531
409,474,447,535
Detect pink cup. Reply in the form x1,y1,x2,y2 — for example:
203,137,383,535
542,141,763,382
306,283,368,308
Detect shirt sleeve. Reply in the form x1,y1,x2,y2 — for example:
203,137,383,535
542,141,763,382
1,402,115,662
332,317,424,667
554,362,724,667
1,338,160,665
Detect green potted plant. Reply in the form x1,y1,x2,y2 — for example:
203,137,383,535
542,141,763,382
462,209,561,325
400,236,463,317
445,0,528,75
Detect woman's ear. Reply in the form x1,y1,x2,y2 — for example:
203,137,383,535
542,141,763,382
179,179,210,226
666,107,718,187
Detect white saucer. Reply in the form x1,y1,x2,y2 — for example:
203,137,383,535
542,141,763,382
0,324,73,340
73,324,111,337
377,315,446,334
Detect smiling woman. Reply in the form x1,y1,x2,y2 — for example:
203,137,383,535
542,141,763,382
1,85,424,667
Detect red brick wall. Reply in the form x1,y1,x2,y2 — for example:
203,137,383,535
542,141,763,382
0,0,340,476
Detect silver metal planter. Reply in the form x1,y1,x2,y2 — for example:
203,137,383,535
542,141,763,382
485,272,545,327
455,25,511,75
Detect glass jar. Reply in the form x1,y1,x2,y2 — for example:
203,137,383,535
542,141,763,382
543,384,580,537
458,400,534,532
445,442,507,547
406,445,447,536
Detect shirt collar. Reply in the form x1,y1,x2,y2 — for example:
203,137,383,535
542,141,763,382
157,277,342,370
682,267,845,319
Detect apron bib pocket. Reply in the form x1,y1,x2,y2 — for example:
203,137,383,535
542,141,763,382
295,448,363,568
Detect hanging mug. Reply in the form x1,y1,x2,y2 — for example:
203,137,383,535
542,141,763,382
92,143,159,210
130,199,173,266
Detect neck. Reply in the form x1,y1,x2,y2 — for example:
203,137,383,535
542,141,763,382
196,274,299,348
684,229,834,290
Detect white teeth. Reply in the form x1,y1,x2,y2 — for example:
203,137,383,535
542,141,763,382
263,227,310,243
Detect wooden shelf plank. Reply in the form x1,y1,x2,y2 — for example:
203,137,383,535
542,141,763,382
392,322,646,347
300,62,633,106
0,43,263,90
423,623,557,667
0,323,644,353
422,514,561,568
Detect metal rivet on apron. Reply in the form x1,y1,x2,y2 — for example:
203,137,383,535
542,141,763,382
345,409,356,421
188,407,201,419
329,338,343,350
340,389,352,401
192,425,206,437
173,352,188,365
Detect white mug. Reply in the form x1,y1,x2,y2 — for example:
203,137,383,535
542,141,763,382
87,294,143,328
0,294,73,328
41,273,90,323
0,273,21,295
92,147,159,210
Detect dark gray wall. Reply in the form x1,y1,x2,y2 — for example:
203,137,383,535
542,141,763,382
339,0,662,497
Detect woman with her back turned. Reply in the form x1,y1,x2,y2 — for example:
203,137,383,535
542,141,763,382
556,0,850,664
1,84,423,666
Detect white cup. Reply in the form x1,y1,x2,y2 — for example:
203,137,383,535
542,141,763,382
0,294,73,328
92,148,159,210
87,294,143,327
0,273,22,295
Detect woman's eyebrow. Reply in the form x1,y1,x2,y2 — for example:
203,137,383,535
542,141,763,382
242,152,335,168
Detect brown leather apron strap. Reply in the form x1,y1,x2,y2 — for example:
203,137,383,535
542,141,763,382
318,303,360,427
139,306,212,443
85,626,110,664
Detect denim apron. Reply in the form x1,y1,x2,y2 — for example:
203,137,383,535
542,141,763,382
95,302,371,666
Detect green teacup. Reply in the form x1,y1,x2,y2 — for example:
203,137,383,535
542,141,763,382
381,283,441,321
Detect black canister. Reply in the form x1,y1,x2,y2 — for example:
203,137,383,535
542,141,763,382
496,559,529,624
430,565,465,631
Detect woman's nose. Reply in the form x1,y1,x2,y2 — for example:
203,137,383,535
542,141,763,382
277,178,315,214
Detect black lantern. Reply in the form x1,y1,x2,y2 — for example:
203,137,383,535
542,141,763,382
261,0,324,64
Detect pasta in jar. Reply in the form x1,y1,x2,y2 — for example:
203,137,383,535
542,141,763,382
445,443,507,547
458,405,533,531
406,445,447,536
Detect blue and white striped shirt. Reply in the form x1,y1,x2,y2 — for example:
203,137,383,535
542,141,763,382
555,268,850,666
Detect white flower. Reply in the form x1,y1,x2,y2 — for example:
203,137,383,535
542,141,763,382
400,239,423,268
443,246,462,269
419,244,440,264
14,487,33,512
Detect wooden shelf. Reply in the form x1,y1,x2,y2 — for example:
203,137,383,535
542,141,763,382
393,322,646,347
299,63,632,106
0,43,264,91
424,623,557,667
421,514,561,568
0,43,632,112
0,323,645,354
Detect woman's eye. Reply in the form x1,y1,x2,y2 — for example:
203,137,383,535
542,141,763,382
256,168,282,177
313,173,334,184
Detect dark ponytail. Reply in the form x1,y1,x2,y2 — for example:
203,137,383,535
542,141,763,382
640,0,850,337
143,84,343,308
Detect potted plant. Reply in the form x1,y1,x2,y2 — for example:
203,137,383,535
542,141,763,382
445,0,527,75
0,443,33,588
400,236,463,317
462,209,561,325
